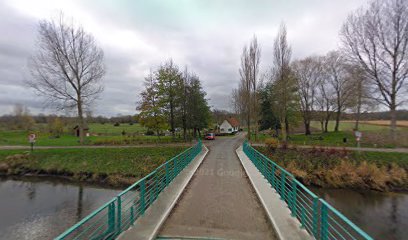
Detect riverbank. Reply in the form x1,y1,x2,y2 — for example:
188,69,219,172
255,146,408,192
0,146,187,187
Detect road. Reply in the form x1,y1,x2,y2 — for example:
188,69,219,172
157,133,277,239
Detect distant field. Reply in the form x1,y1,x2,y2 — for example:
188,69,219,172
88,123,146,135
0,123,176,146
310,121,393,131
343,120,408,128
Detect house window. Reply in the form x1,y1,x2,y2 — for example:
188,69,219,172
221,128,224,131
228,128,232,132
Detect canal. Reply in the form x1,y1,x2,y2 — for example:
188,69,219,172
1,177,407,239
0,176,121,240
311,187,408,240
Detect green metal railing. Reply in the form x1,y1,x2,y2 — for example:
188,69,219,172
243,141,373,240
56,140,202,240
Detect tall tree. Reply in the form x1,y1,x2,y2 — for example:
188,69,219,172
238,45,252,139
271,23,297,142
324,51,353,132
137,71,167,136
235,35,261,141
28,14,105,144
315,77,335,133
249,36,261,140
340,0,408,139
156,60,183,139
292,56,322,135
186,74,211,138
258,82,280,134
345,64,372,130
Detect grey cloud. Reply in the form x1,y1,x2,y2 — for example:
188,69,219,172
0,0,367,116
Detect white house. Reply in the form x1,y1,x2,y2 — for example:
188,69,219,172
219,117,240,134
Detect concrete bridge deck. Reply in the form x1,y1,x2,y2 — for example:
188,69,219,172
120,134,309,240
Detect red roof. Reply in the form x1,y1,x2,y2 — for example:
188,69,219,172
226,117,240,127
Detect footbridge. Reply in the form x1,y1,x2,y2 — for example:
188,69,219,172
55,135,373,240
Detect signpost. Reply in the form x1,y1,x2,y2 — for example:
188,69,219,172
354,130,362,150
28,133,36,152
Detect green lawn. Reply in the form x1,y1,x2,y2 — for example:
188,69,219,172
0,123,181,146
0,146,186,177
88,123,146,135
309,121,406,132
0,130,81,146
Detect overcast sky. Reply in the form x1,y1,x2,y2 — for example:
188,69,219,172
0,0,367,117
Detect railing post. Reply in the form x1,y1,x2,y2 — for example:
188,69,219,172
174,157,178,176
280,171,286,201
165,162,170,186
116,196,122,234
108,202,115,234
271,165,276,188
140,179,146,215
300,207,306,229
312,197,319,238
291,180,297,217
130,205,134,225
321,203,328,240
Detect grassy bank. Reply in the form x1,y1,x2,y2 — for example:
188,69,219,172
254,146,408,191
0,146,186,186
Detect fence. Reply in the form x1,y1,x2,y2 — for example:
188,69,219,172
243,141,373,240
56,140,202,240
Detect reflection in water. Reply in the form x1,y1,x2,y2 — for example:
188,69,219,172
311,187,408,240
76,186,84,222
0,177,121,240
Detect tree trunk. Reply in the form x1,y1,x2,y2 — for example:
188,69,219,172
304,121,311,135
390,103,397,142
324,117,329,133
334,109,341,132
170,100,175,139
77,97,85,145
281,117,287,143
247,113,251,141
320,120,324,133
355,99,361,131
182,115,187,142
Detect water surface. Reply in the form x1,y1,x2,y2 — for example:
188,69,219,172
311,187,408,240
0,177,121,240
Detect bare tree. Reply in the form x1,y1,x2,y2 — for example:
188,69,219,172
345,64,373,130
238,45,252,139
292,56,322,135
340,0,408,139
249,36,261,140
28,14,105,144
235,35,261,141
271,23,295,142
324,51,353,132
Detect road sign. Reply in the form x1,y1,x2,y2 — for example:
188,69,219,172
28,133,36,143
354,131,362,140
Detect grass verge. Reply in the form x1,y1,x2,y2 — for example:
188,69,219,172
254,146,408,192
0,146,186,186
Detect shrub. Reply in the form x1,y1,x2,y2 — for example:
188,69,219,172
113,122,120,127
145,130,154,136
264,138,279,152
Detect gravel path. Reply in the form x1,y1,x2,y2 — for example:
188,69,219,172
158,134,277,239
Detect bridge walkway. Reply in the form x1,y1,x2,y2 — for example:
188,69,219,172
156,134,277,240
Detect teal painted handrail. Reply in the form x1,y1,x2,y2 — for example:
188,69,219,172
242,141,373,240
55,140,202,240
